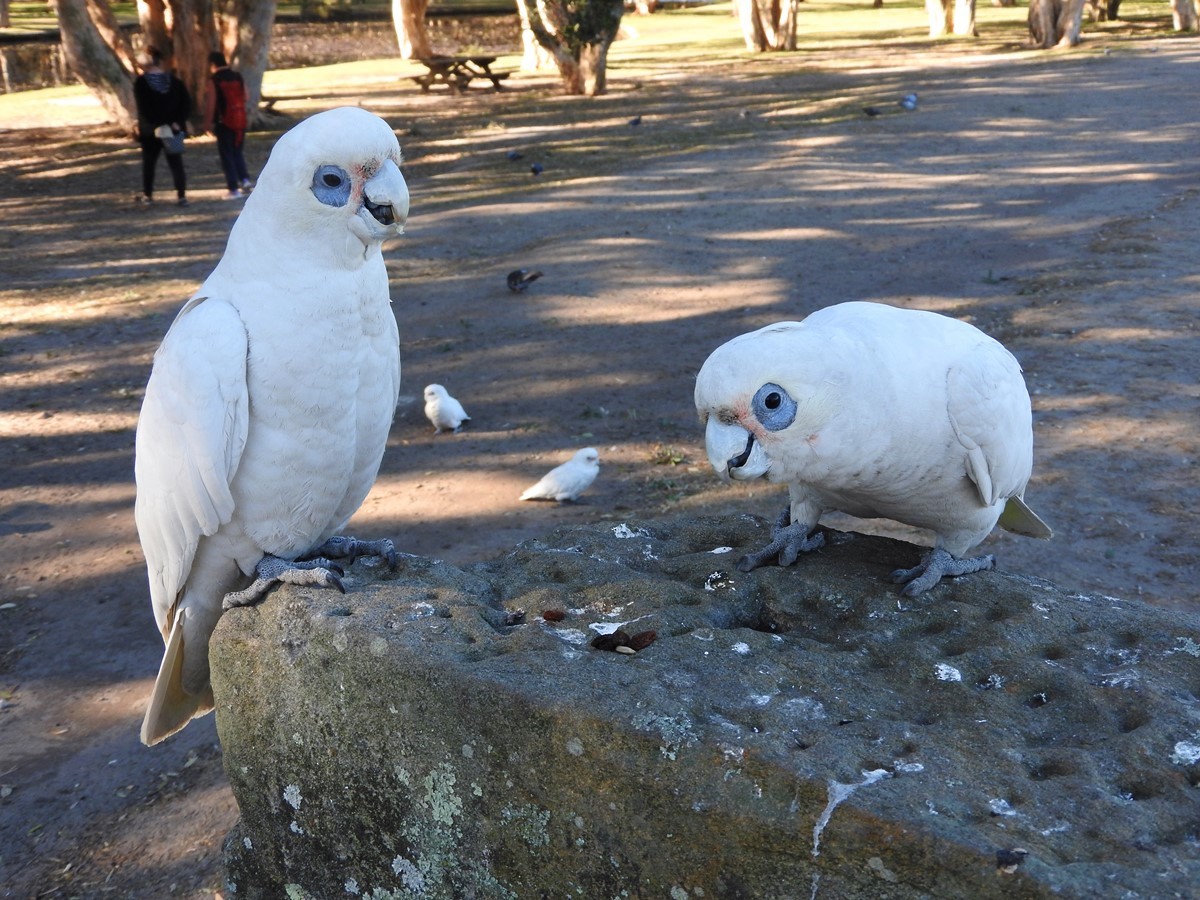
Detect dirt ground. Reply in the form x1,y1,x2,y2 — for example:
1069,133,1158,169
2,14,1199,898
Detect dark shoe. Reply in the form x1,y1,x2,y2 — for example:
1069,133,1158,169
178,198,189,207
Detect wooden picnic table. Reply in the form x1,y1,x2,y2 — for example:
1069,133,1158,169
412,55,510,93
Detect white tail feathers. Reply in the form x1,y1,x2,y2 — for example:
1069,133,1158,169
998,496,1053,541
140,616,215,746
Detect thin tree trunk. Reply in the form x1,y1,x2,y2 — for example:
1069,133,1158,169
1028,0,1086,46
1170,0,1198,30
392,0,432,60
516,0,552,70
135,0,170,57
952,0,977,35
214,0,277,125
736,0,798,50
926,0,952,36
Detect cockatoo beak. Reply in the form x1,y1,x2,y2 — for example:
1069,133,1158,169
705,418,771,482
353,158,409,244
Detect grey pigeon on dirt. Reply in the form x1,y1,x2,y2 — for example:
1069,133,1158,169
507,269,543,292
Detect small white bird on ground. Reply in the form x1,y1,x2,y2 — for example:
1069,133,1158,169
135,107,409,745
520,448,600,502
694,301,1051,596
423,384,470,433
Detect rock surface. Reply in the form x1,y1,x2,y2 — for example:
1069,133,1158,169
211,516,1200,899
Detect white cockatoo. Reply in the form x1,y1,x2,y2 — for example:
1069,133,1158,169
694,301,1051,595
423,383,470,433
519,448,600,502
135,107,410,745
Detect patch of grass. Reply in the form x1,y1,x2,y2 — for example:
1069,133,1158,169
650,444,687,466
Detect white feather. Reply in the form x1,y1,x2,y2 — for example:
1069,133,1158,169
136,107,408,744
520,448,600,502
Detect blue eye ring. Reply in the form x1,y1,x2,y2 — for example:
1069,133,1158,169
311,164,352,208
752,382,797,432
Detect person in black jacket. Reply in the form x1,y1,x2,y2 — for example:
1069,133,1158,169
133,47,191,206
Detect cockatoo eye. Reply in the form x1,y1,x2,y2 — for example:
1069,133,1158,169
311,164,352,207
752,382,797,431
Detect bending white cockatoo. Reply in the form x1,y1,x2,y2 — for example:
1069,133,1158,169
135,107,410,745
519,448,600,502
694,301,1051,596
423,383,470,433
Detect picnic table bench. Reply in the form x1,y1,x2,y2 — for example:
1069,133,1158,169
412,55,511,93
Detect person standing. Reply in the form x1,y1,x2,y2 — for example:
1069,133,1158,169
203,52,254,200
133,47,191,207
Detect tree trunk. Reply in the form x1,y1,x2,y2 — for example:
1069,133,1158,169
57,0,277,130
1028,0,1086,46
521,0,623,96
215,0,277,125
56,0,137,130
136,0,171,59
736,0,800,51
1170,0,1198,30
166,0,218,119
925,0,951,35
391,0,432,60
952,0,977,34
516,0,553,71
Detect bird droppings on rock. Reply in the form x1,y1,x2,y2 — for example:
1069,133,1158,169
213,515,1200,898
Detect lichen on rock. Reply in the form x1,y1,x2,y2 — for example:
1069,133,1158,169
213,515,1200,898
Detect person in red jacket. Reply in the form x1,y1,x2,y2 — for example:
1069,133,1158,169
203,51,254,200
132,47,190,206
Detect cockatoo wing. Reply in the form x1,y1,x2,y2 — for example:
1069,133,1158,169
134,296,249,640
945,340,1033,509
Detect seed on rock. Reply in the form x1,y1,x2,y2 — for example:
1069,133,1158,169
614,645,637,655
629,630,657,651
591,630,632,652
542,609,566,622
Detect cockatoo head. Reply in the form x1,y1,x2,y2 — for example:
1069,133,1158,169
246,106,410,259
694,322,836,484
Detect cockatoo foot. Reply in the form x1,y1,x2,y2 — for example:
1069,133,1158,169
891,548,995,596
737,506,825,572
307,535,398,570
222,554,347,610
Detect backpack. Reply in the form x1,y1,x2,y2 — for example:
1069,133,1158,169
214,70,247,132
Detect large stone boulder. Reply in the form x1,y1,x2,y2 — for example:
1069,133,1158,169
211,516,1200,899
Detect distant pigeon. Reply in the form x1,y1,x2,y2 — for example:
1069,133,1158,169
628,115,642,127
899,93,918,111
530,162,544,176
423,384,470,434
520,448,600,502
507,269,543,292
506,149,523,161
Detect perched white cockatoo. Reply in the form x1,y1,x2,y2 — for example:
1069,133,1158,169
423,383,470,433
519,448,600,502
694,301,1051,596
135,107,410,745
